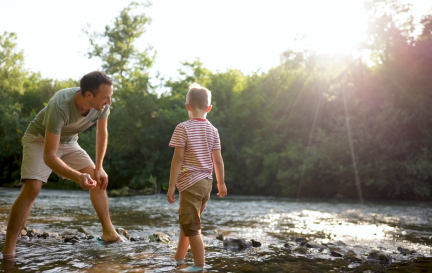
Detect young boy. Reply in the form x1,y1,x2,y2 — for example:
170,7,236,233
167,83,227,272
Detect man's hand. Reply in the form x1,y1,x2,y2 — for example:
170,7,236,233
167,187,176,204
78,173,97,190
94,168,109,190
217,182,227,198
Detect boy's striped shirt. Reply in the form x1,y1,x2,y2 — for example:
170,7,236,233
169,118,221,192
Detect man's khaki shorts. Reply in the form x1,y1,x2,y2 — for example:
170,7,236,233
178,178,213,236
21,133,94,183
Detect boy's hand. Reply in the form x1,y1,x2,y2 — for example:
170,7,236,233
217,183,227,198
167,187,176,204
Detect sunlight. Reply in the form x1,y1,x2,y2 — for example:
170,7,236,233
294,0,367,55
286,210,395,241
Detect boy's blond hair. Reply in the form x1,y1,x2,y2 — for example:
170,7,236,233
186,83,211,110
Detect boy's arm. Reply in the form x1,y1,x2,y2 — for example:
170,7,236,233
167,147,185,204
212,149,227,198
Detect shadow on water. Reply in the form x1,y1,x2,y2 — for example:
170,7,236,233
1,188,432,272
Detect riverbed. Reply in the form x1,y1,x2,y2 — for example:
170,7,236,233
1,188,431,272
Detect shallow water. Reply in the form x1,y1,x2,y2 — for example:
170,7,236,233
0,188,431,272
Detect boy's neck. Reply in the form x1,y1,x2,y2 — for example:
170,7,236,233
189,110,207,119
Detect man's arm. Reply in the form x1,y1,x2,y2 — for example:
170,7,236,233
167,147,185,204
212,149,227,198
95,117,109,190
43,130,96,190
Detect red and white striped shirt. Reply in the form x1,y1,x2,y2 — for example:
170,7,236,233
169,118,221,192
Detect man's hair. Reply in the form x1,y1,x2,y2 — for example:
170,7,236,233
186,83,211,110
80,71,113,96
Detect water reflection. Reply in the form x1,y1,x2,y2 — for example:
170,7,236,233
1,189,431,272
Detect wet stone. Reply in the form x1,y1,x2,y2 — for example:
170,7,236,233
223,238,252,249
344,250,363,262
19,235,29,241
397,246,410,255
116,228,131,240
294,246,308,254
329,247,345,257
347,262,361,269
251,239,262,247
153,232,170,243
294,237,307,244
50,232,60,238
130,236,140,242
284,242,296,248
216,233,224,241
333,240,346,246
305,241,326,250
77,227,92,236
367,250,391,264
64,235,80,244
62,230,78,236
87,234,95,240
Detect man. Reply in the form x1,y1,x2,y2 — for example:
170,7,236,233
2,71,122,259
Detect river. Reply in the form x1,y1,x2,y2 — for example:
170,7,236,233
1,188,431,272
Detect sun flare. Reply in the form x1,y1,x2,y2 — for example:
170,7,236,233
293,0,367,55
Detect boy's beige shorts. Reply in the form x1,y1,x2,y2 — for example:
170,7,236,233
20,133,94,183
178,178,213,236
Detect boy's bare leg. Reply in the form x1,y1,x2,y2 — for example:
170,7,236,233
175,229,190,261
81,166,119,241
2,180,43,256
188,234,205,267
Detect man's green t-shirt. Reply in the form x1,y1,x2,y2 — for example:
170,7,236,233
25,87,110,144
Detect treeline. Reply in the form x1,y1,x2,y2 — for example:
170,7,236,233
1,1,432,200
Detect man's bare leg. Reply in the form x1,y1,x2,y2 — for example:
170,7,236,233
80,166,119,241
2,180,43,256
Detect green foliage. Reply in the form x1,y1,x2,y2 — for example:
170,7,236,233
84,1,154,87
1,1,432,200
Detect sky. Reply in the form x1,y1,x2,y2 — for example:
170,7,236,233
1,0,431,85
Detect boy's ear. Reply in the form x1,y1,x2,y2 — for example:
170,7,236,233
206,105,212,113
185,103,192,111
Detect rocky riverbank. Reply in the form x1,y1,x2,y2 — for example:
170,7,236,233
2,225,431,272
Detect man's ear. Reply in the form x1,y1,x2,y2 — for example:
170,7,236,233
206,105,212,113
85,91,94,99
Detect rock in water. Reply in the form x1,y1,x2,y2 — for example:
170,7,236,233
397,247,410,255
305,241,326,250
78,227,92,236
153,232,170,243
367,250,390,264
116,228,131,240
294,247,308,254
223,238,252,249
251,239,262,247
64,235,80,244
329,247,345,257
294,237,307,244
216,234,224,241
344,250,363,262
62,230,77,236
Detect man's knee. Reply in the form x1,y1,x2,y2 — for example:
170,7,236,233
21,180,43,200
79,165,96,180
